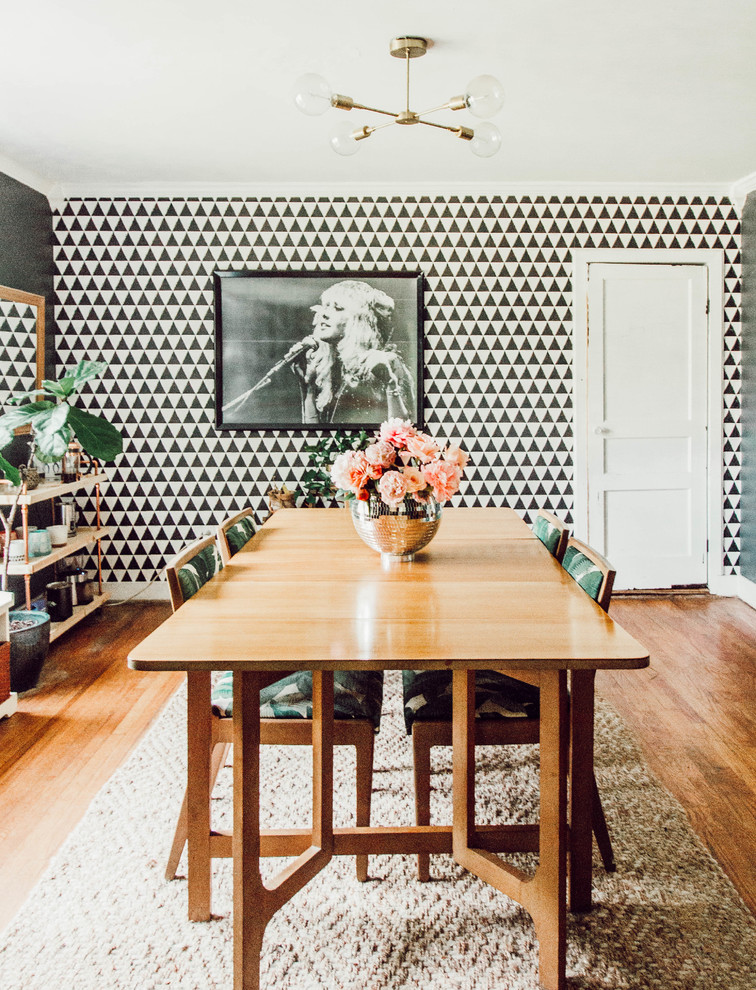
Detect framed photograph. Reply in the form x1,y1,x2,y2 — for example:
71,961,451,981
214,270,424,431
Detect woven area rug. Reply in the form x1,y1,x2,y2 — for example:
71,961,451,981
2,672,755,990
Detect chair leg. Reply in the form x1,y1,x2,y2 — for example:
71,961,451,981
592,774,616,872
412,730,432,881
165,740,231,880
354,728,375,881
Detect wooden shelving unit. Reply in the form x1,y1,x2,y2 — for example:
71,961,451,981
0,591,16,719
0,471,109,635
6,526,110,576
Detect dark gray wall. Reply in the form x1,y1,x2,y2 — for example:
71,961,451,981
740,193,756,580
0,172,55,603
0,171,54,302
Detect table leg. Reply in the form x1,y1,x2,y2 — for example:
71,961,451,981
569,670,595,912
233,671,335,990
186,671,212,921
535,670,569,989
452,668,568,990
233,672,266,990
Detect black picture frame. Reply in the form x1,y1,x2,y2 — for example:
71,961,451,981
214,270,424,431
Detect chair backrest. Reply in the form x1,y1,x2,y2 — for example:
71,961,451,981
562,537,616,612
216,507,256,565
533,509,569,563
165,534,223,612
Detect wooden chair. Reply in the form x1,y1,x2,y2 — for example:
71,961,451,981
216,506,256,565
403,535,616,887
532,507,569,563
165,532,382,884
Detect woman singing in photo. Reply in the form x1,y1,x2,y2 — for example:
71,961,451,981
285,280,416,424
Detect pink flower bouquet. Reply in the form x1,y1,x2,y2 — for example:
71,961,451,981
330,419,468,509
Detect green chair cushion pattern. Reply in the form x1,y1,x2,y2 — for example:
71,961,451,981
226,515,256,556
177,544,223,602
211,669,384,730
401,669,539,734
562,545,603,602
533,513,561,557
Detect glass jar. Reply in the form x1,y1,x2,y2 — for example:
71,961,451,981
61,442,81,484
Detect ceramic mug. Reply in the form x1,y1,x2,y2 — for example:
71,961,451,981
8,539,26,562
46,524,68,547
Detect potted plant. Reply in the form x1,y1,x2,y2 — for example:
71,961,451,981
0,360,123,691
296,430,370,507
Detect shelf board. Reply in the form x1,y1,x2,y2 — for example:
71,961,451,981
0,471,108,506
7,527,110,575
49,592,110,643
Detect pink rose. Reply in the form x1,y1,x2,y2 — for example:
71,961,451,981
364,441,396,469
405,432,440,463
378,418,417,448
378,469,409,507
402,466,427,494
444,444,469,472
331,450,369,494
422,460,461,503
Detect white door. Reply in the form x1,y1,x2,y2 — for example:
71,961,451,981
584,263,709,590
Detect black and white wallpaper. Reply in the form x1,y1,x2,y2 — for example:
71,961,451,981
51,194,741,584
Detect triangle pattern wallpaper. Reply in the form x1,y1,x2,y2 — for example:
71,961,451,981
52,194,741,584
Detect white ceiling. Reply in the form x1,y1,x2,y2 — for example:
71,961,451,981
2,0,755,197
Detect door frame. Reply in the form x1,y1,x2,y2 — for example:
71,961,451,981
572,248,725,588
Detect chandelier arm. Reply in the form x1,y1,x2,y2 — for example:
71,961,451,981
350,102,399,118
417,118,469,134
415,103,457,118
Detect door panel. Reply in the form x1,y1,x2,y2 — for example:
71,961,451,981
586,263,708,589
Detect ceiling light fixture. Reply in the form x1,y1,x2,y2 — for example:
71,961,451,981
293,36,504,158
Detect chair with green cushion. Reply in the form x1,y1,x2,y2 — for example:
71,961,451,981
403,533,617,885
165,532,382,884
216,506,257,565
532,507,569,562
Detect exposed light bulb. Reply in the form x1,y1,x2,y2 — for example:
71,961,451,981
293,73,332,116
330,120,363,156
464,75,505,119
469,122,502,158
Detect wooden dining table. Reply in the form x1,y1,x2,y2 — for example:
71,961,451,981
128,507,649,990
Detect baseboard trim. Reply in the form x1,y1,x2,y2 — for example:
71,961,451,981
732,574,756,611
103,581,169,602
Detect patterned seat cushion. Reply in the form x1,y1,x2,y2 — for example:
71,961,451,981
211,669,384,730
562,545,603,601
401,669,539,734
226,514,256,556
533,513,562,557
177,544,223,601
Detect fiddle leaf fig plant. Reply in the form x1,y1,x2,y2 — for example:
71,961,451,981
0,360,123,465
0,360,124,592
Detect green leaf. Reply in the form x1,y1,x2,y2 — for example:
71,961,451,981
0,453,21,487
40,380,71,399
68,406,123,461
71,360,108,392
35,421,74,462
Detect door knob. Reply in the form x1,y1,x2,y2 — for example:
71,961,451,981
594,427,610,435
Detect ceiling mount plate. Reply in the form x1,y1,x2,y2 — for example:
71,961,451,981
390,37,429,59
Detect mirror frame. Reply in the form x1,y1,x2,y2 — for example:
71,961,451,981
0,284,46,432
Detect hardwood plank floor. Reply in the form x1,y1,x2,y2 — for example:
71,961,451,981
0,601,178,930
603,593,756,915
0,594,754,934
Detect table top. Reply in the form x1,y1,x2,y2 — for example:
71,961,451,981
128,507,649,673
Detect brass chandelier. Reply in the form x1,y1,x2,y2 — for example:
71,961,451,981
293,36,504,157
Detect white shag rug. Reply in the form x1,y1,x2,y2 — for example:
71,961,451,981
1,672,755,990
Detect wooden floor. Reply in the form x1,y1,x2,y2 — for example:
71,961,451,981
0,594,754,934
